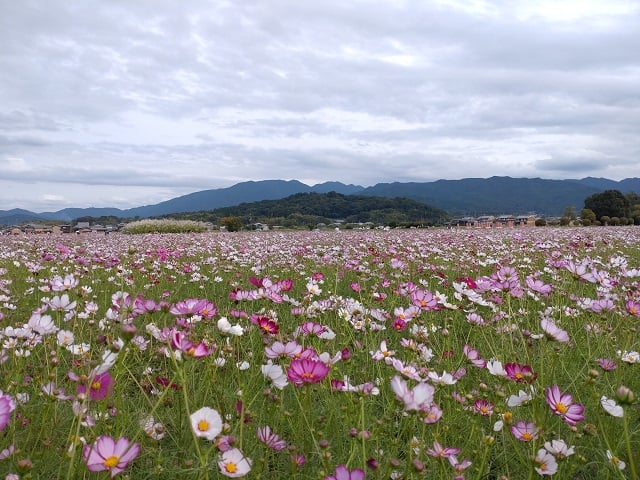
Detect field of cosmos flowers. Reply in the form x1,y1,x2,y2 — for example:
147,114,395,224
0,226,638,479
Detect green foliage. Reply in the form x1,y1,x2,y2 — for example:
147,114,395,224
584,189,631,221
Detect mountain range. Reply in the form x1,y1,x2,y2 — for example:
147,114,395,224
1,176,639,225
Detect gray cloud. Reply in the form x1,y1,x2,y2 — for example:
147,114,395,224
1,0,639,211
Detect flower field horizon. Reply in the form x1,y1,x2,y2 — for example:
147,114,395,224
0,227,638,479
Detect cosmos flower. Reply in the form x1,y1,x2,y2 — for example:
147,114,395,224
541,318,570,343
425,441,460,458
600,396,624,417
390,376,435,411
534,448,558,476
218,448,252,477
505,363,537,384
77,372,114,401
286,358,329,386
190,407,223,441
0,391,16,430
83,435,140,477
544,385,585,425
510,421,539,442
544,439,575,458
256,425,287,451
324,464,365,480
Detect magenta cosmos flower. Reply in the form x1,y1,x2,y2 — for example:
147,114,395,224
545,385,585,426
83,435,140,477
77,372,114,401
324,464,365,480
0,391,16,430
286,358,329,385
504,362,537,384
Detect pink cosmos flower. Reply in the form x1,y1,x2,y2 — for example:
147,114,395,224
626,300,640,317
545,385,585,426
256,425,287,451
324,464,365,480
463,344,487,368
597,358,617,371
77,372,114,401
83,435,140,477
286,358,330,385
425,441,460,458
0,391,16,430
410,288,438,310
510,420,539,442
170,330,213,358
473,399,494,416
525,275,553,296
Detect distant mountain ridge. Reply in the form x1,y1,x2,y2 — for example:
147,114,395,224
1,177,639,224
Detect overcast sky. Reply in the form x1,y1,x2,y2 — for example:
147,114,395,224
1,0,639,212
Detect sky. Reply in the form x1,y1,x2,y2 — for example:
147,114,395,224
1,0,639,212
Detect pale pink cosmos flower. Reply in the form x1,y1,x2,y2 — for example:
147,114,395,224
264,340,302,359
83,435,140,477
541,318,570,343
390,376,434,411
534,448,558,476
218,447,252,477
425,441,460,458
544,439,575,458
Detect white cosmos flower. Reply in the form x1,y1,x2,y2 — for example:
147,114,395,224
600,396,624,417
190,407,222,441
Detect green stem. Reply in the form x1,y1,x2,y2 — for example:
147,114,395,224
623,415,638,480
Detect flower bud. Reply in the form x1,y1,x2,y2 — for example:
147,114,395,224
616,385,635,405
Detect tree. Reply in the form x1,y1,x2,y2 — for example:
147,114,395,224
220,216,243,232
580,208,596,225
563,206,577,220
584,190,630,221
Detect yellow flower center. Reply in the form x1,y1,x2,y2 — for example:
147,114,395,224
556,402,568,414
514,373,523,380
225,461,238,473
522,432,532,441
187,347,196,356
91,381,102,391
301,372,315,380
103,455,119,469
198,419,210,432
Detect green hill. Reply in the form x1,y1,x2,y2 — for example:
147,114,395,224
165,191,450,228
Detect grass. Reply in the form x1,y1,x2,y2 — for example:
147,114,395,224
0,227,637,479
